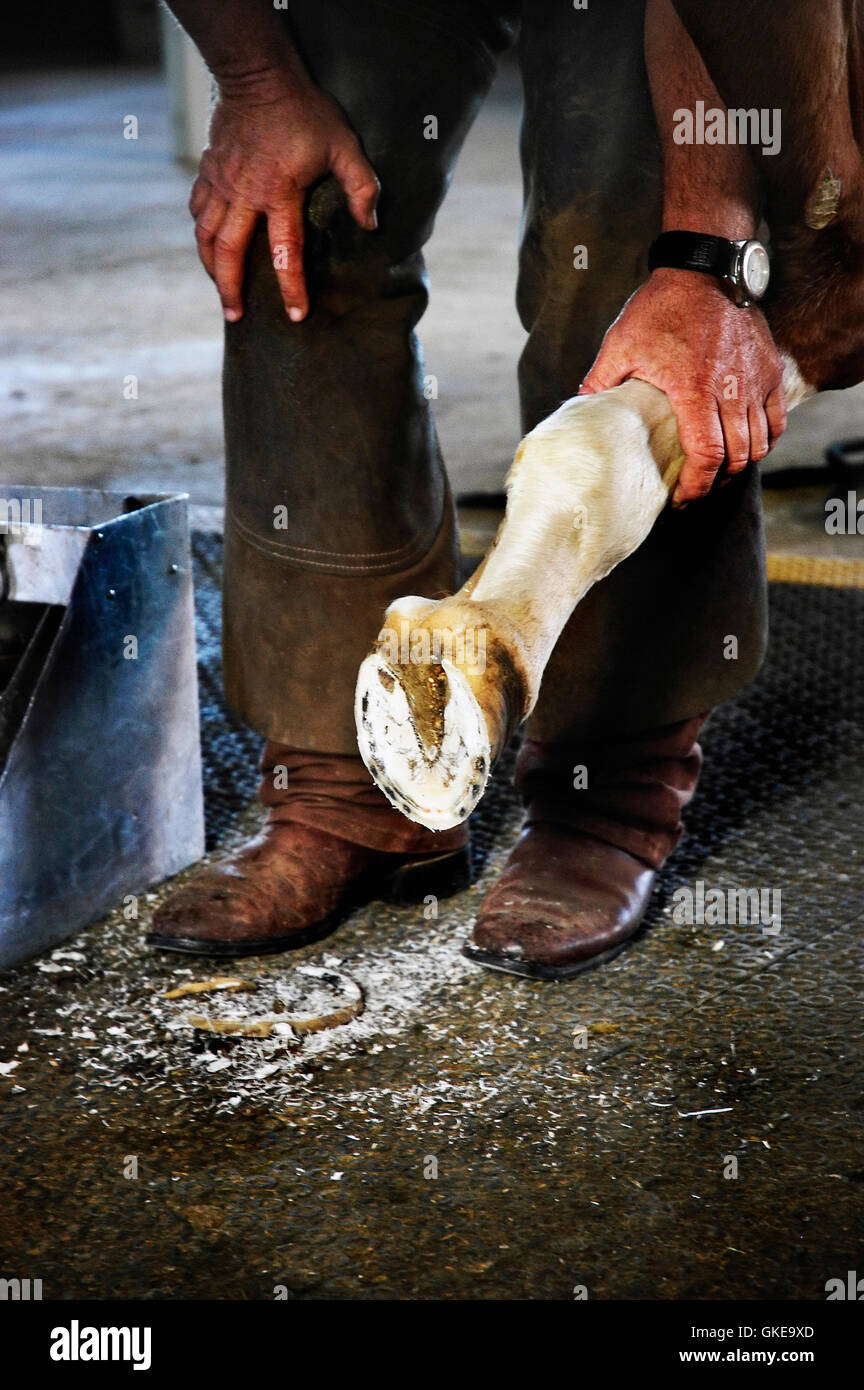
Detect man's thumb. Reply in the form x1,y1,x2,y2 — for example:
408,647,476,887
333,144,380,231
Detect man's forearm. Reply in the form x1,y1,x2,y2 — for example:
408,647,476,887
646,0,758,238
163,0,308,100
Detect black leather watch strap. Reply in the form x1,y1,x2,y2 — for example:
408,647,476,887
648,231,735,279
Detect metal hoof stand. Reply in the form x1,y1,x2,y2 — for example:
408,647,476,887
0,487,204,969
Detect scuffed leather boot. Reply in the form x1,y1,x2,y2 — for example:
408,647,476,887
465,715,707,980
149,744,470,958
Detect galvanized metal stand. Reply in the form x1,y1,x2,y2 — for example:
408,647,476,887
0,487,205,969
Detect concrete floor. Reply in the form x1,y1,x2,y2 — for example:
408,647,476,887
3,64,864,556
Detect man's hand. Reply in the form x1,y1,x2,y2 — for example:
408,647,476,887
580,268,786,503
190,76,379,322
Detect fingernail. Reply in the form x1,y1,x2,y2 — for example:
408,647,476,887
367,209,378,230
223,308,240,322
288,307,304,322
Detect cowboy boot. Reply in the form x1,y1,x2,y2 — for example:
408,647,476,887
148,743,470,958
465,714,707,980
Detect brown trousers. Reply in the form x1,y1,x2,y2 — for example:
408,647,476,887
221,0,767,754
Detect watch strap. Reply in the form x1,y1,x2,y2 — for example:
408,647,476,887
648,231,735,279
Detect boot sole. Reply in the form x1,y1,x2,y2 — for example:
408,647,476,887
461,938,631,981
147,843,472,959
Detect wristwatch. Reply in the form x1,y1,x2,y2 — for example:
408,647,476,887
648,231,770,307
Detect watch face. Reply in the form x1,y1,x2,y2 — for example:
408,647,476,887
741,241,770,299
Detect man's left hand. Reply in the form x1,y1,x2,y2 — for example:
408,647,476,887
580,267,786,504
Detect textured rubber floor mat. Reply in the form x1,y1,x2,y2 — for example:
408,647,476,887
193,533,864,912
193,533,262,848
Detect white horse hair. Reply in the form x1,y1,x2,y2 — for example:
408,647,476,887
355,362,811,830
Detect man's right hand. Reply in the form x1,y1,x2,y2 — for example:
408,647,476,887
190,73,380,322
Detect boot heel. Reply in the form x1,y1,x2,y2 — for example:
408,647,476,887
384,844,472,905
